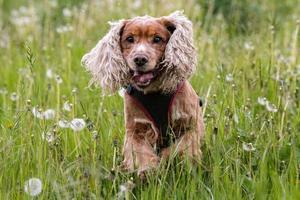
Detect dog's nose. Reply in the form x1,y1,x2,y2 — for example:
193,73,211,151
134,56,148,67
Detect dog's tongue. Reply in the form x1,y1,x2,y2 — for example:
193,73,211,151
133,71,154,83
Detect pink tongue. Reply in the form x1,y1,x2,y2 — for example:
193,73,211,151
133,72,154,83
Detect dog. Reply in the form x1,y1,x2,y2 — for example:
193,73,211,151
82,11,204,177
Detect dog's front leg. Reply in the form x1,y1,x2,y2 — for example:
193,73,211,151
122,129,160,176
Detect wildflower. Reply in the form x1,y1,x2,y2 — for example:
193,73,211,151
62,8,72,17
70,118,86,132
55,75,63,84
44,109,55,120
92,130,99,140
0,31,9,49
225,73,233,82
0,88,8,95
46,68,53,79
118,88,126,98
24,178,42,197
117,180,135,199
32,107,44,119
10,92,19,101
266,102,278,113
58,119,69,128
42,131,55,143
63,101,72,112
56,25,74,34
132,0,142,9
72,87,78,94
242,142,256,152
49,0,58,8
244,41,255,51
257,97,267,106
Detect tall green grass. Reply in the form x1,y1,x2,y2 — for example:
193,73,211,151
0,0,299,199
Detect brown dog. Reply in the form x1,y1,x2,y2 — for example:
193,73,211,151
82,11,204,176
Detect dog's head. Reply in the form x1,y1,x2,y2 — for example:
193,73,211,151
82,11,196,93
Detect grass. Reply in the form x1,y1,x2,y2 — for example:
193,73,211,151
0,0,299,199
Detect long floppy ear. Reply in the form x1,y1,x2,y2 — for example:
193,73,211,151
161,11,196,79
81,20,130,93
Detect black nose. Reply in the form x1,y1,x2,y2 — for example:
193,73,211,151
134,56,148,67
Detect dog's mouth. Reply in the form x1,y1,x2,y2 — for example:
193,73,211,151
131,69,158,87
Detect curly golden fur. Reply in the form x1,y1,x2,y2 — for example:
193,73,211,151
82,11,196,93
82,11,204,177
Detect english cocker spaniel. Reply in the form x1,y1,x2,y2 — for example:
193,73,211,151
82,11,204,177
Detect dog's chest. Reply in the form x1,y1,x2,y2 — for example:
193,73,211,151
126,85,184,147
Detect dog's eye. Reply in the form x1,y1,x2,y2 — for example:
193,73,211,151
153,36,162,43
126,36,134,43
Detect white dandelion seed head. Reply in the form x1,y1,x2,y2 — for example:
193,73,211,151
266,102,278,113
119,184,127,192
42,131,55,143
49,0,58,8
70,118,86,132
242,142,256,152
58,119,69,128
63,101,72,112
0,88,8,95
46,68,53,79
32,107,45,119
44,109,55,120
244,41,255,51
24,178,42,197
92,130,99,140
56,25,74,34
55,75,63,84
257,97,267,106
10,92,19,101
225,73,234,82
72,87,78,94
118,88,126,98
62,8,72,17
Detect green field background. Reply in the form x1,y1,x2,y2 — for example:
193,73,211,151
0,0,299,199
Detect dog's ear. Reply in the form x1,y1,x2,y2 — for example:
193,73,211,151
81,20,130,93
161,11,196,79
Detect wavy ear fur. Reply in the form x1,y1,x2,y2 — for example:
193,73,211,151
81,20,130,93
160,11,196,90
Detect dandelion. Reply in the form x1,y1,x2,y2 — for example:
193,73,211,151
49,0,58,8
70,118,86,132
63,101,72,112
92,130,99,140
72,87,78,94
225,73,233,82
46,68,53,79
58,119,69,128
10,92,19,101
257,97,267,106
244,41,255,51
44,109,55,120
0,31,10,49
32,107,44,119
62,8,72,17
132,0,142,9
266,102,278,113
56,25,74,34
42,131,55,143
118,88,126,98
55,75,63,84
24,178,42,197
0,88,8,95
242,142,256,152
117,180,135,199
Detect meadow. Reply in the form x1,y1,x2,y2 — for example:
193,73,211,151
0,0,299,199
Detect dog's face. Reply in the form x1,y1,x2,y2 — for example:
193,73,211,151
82,11,196,93
120,18,174,89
